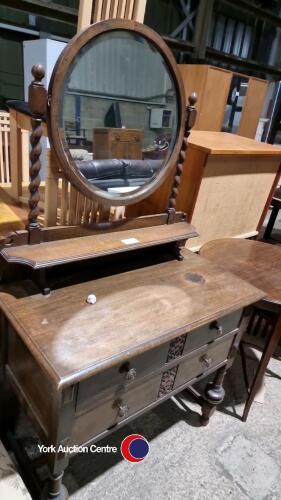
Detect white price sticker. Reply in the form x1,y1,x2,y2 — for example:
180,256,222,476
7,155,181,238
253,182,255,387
121,238,140,245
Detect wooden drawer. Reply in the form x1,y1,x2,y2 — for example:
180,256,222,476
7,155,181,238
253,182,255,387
109,129,142,143
72,373,162,445
184,310,241,354
76,343,169,413
174,332,236,389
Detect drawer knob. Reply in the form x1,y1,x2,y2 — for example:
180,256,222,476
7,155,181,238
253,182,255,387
117,402,129,418
126,368,137,382
210,321,223,336
200,354,213,368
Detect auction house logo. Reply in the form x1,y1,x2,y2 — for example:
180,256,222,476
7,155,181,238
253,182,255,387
120,434,149,463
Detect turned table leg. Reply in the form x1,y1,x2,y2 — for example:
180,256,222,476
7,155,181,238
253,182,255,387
42,471,68,500
200,365,227,426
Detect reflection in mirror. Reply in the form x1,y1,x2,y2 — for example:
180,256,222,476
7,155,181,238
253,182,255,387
222,75,249,134
60,30,178,197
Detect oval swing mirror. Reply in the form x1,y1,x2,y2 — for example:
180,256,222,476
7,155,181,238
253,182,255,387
48,20,186,206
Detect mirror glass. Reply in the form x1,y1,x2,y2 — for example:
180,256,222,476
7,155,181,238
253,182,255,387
59,30,178,197
222,75,249,134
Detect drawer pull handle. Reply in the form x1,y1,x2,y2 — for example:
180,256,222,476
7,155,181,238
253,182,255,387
210,321,223,336
126,368,137,382
117,403,129,418
200,354,213,368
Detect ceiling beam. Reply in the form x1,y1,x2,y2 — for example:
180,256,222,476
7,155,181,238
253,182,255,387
1,0,78,25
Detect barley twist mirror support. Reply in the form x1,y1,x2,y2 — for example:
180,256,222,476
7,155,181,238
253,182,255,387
0,19,198,295
27,64,47,244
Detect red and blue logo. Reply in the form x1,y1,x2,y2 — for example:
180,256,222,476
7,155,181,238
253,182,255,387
120,434,149,463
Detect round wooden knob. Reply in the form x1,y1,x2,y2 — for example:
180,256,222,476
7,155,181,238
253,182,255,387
31,64,45,82
188,92,197,106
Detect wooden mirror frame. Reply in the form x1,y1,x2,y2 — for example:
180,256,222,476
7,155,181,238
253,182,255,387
47,19,186,206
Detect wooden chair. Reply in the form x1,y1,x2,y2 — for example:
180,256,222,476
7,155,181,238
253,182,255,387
44,0,148,227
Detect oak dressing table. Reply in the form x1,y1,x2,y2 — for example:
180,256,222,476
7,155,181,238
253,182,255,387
0,20,264,499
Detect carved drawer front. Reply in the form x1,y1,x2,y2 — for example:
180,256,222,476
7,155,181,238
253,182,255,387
72,373,162,445
184,310,241,354
76,344,169,413
174,333,236,389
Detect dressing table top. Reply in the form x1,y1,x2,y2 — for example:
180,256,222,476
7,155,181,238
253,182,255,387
0,249,264,390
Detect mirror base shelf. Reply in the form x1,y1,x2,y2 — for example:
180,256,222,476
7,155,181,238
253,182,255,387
0,217,198,294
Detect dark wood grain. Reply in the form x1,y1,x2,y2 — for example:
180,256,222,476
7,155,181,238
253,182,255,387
27,64,47,241
1,221,197,269
200,238,281,305
200,237,281,422
0,248,264,389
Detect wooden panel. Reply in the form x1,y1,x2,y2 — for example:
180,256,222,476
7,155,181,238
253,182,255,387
238,78,268,139
77,0,93,31
197,67,232,131
44,149,59,227
0,111,10,184
186,130,281,155
174,333,235,388
101,0,111,20
125,0,134,19
132,0,148,22
117,0,126,18
60,178,69,225
20,130,29,183
186,155,281,251
93,0,103,22
0,248,264,388
9,109,22,199
176,145,207,220
109,0,119,18
178,65,208,129
71,372,162,444
200,238,281,306
8,325,54,436
2,221,197,268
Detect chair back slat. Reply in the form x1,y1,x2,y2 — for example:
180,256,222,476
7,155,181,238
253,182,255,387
0,111,11,183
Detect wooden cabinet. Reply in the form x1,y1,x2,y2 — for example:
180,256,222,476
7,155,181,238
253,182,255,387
128,131,281,250
178,65,268,139
93,127,143,159
177,131,281,251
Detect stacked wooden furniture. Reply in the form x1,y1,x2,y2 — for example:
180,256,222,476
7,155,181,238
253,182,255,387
0,19,264,500
178,65,268,139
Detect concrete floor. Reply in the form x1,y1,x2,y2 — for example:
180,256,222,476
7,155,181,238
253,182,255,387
61,352,281,500
11,208,281,500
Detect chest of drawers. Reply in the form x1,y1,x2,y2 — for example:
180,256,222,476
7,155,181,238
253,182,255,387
93,127,143,160
0,249,263,499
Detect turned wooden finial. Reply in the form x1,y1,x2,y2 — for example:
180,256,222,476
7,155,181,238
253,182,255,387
167,92,197,213
27,64,47,242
